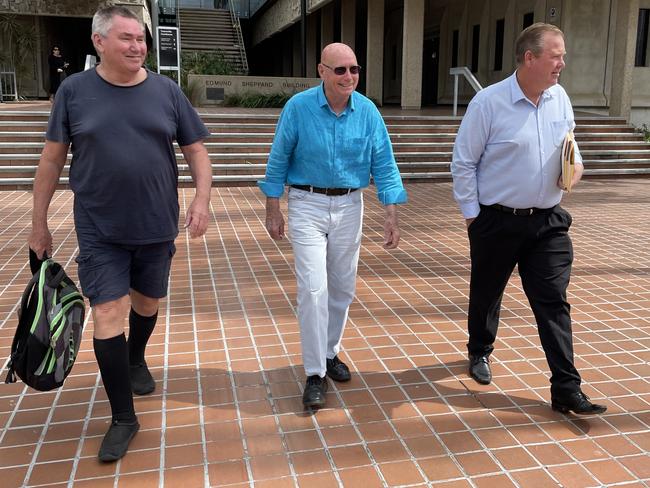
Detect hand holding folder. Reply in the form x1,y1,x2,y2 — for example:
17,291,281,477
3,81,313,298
561,131,576,192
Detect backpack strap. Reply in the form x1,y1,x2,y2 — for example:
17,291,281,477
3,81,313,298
5,268,41,384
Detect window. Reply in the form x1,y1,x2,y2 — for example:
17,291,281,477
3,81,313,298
452,29,459,67
471,24,480,72
523,12,534,30
635,9,650,67
494,18,505,71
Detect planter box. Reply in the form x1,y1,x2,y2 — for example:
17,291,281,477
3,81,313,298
188,74,321,105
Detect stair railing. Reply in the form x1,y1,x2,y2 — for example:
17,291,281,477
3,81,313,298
0,66,18,102
449,66,483,116
228,1,249,74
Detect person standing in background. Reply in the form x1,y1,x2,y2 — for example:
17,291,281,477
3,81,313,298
47,46,68,101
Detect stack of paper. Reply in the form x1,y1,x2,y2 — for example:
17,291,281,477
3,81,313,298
561,131,575,192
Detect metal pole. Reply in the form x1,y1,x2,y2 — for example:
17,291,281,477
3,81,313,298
152,0,159,49
301,0,307,77
453,75,458,117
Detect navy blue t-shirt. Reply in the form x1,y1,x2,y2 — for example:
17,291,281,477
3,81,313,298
46,68,209,244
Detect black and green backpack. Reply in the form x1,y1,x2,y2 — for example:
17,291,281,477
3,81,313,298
4,251,86,391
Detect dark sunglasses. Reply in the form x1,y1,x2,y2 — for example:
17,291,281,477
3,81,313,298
322,63,362,75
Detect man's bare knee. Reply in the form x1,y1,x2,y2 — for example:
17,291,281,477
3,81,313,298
130,289,159,317
93,296,129,339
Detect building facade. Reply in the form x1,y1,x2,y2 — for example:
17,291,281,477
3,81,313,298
2,0,649,125
0,0,151,98
248,0,650,125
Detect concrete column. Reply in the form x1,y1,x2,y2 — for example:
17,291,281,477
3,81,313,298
401,0,425,109
610,0,639,120
341,0,356,50
293,26,302,77
321,3,334,48
307,14,319,77
367,0,385,104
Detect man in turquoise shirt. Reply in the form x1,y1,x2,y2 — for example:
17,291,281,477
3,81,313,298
259,43,407,408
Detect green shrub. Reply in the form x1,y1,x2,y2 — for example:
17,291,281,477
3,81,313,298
224,92,292,108
145,49,238,102
0,14,38,97
637,123,650,143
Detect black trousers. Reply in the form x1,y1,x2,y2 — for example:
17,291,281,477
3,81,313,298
467,204,581,396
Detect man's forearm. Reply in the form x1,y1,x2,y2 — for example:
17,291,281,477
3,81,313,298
266,196,281,213
184,144,212,201
32,160,63,227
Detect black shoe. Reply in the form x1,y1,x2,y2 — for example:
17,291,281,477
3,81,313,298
98,418,140,462
551,390,607,415
129,361,155,395
326,356,351,382
469,355,492,385
302,375,328,408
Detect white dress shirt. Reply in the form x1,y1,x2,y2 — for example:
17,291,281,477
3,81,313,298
451,71,582,219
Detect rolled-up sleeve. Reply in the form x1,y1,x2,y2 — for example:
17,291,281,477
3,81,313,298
370,111,407,205
258,102,298,197
451,100,489,218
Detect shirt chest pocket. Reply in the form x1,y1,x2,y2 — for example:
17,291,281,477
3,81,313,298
340,137,368,165
551,120,571,147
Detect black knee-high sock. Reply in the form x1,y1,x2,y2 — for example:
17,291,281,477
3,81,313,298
93,334,136,422
127,308,158,366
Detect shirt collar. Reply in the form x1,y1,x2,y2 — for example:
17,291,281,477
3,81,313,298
317,82,356,114
510,70,555,104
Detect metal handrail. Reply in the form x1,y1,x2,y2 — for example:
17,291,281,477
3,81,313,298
449,67,483,116
0,69,18,102
229,1,249,74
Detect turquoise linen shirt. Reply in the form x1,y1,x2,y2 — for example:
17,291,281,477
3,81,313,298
258,84,407,205
451,72,582,219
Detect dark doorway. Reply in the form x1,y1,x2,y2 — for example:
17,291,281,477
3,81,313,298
41,16,94,92
421,35,439,106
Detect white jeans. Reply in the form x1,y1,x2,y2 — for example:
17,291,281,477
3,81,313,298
288,187,364,377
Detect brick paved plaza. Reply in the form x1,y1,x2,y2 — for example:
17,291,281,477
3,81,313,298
0,180,649,487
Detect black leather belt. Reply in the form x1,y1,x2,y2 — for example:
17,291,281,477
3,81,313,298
484,203,553,216
290,185,358,196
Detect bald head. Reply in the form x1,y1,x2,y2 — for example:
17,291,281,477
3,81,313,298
321,43,357,66
318,42,360,112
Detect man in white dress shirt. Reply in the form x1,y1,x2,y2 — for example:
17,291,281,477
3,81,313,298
451,23,606,415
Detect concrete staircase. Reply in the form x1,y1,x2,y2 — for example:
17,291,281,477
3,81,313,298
178,8,248,74
1,111,649,190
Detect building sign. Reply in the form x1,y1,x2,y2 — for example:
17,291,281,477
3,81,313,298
157,26,180,70
189,75,322,105
158,6,177,27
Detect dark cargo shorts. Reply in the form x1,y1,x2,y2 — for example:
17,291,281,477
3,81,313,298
75,237,176,306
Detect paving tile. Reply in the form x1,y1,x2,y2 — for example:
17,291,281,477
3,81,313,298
289,450,332,474
377,460,425,485
337,466,384,487
0,181,649,487
296,472,339,487
417,455,464,482
249,453,291,480
547,463,600,488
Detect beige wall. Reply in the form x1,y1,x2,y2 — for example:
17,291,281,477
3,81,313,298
633,0,650,109
0,0,147,17
559,0,611,107
251,0,334,47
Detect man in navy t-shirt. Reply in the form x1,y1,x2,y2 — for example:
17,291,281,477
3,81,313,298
29,6,212,462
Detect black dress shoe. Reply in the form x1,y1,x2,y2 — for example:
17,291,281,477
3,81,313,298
326,356,351,382
129,361,155,395
303,375,328,408
469,355,492,385
551,390,607,415
98,418,140,462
